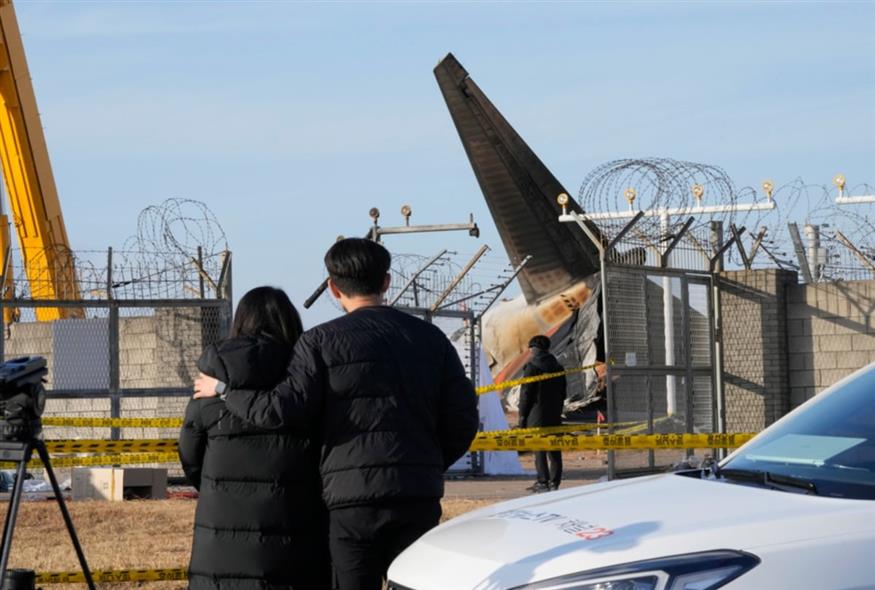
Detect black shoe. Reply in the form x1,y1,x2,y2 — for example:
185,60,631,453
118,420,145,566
528,482,550,494
549,482,561,491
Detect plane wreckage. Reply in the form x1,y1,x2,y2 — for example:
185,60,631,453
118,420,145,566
434,53,623,416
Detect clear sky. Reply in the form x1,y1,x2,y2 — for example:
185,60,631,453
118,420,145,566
13,0,875,327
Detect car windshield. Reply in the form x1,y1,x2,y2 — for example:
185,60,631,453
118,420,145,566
720,365,875,500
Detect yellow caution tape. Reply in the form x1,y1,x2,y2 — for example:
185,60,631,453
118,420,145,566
44,439,178,453
471,432,757,452
43,419,641,437
1,452,181,469
43,417,183,428
34,431,756,460
36,568,187,584
39,419,649,438
475,362,601,395
47,452,180,468
484,421,646,437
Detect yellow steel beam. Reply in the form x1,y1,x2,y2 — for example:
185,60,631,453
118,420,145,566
0,0,80,320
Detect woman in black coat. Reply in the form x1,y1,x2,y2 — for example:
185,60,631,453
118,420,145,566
179,287,329,590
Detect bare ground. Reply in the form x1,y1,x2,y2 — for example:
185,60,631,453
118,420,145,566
4,497,499,590
5,449,680,588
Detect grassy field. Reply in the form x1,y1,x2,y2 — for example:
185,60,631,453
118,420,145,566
5,497,497,589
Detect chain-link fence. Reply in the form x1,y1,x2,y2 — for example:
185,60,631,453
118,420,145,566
603,264,717,476
0,247,232,481
2,300,230,442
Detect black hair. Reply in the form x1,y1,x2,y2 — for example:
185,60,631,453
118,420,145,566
231,286,303,347
528,335,551,351
324,238,392,297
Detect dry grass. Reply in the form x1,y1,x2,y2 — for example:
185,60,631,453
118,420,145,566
440,499,495,520
4,497,497,589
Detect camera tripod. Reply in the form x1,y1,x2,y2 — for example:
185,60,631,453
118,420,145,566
0,438,95,590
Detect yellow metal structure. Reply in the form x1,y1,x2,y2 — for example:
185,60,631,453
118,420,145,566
0,0,79,320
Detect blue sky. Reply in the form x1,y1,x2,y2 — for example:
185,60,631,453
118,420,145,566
14,0,875,326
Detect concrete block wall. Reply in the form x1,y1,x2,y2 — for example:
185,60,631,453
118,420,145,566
120,316,159,388
719,271,875,431
5,322,54,384
154,307,217,388
718,269,796,432
786,280,875,407
3,307,221,441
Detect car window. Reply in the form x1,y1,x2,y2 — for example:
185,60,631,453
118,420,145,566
721,366,875,499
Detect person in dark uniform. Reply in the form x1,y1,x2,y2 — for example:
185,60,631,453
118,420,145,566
193,238,479,590
518,334,566,493
179,287,330,589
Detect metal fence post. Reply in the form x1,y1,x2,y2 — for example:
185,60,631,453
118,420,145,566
681,276,695,457
468,312,484,475
600,256,617,480
109,307,120,441
197,246,205,299
216,251,233,337
107,249,121,440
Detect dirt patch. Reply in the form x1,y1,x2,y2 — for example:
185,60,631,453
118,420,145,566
4,497,499,589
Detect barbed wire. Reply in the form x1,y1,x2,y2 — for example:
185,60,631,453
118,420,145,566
577,158,874,281
578,158,768,238
385,250,521,317
7,199,229,302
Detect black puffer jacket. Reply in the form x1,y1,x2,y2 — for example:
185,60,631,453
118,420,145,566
179,335,329,590
518,348,566,427
223,306,479,509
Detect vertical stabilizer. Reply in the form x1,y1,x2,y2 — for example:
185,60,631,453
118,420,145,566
434,53,601,304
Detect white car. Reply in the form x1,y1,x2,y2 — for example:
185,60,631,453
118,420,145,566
388,364,875,590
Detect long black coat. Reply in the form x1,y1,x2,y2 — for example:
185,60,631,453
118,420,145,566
518,348,566,427
221,306,480,510
178,336,329,590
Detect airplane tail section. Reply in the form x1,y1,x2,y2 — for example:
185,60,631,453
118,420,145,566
434,53,601,304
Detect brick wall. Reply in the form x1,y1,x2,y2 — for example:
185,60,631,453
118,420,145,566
3,308,220,440
786,281,875,408
719,271,875,431
718,269,796,432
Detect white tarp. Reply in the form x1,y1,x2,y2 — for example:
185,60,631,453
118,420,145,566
446,336,526,475
476,348,525,475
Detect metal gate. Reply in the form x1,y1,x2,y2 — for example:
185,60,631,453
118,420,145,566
603,263,718,475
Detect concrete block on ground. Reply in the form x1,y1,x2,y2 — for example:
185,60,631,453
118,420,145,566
72,467,167,501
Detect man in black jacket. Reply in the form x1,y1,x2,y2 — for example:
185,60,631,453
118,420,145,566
518,335,566,493
194,238,479,590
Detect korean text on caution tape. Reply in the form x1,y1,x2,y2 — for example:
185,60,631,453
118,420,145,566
36,568,187,584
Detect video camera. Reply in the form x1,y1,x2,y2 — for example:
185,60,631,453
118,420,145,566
0,356,47,441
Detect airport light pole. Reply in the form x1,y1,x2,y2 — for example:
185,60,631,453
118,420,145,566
834,174,875,205
792,175,875,283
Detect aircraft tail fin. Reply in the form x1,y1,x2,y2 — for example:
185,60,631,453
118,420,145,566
434,53,601,303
